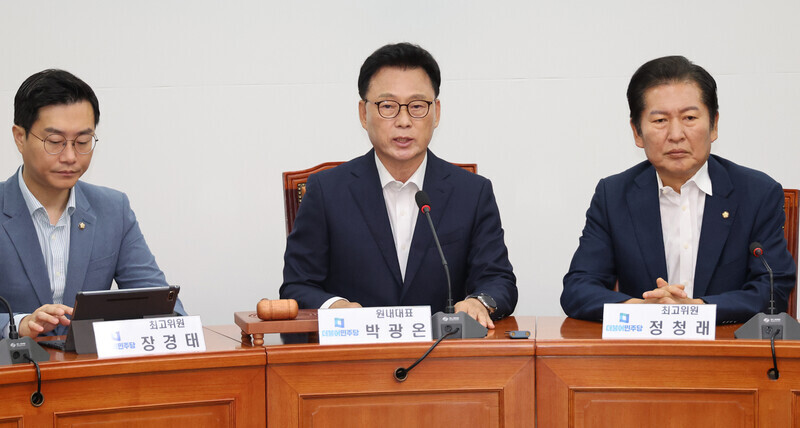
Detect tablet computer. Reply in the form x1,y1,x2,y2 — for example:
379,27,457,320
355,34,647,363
42,285,180,354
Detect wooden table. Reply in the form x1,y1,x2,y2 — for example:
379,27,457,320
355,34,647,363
10,315,797,427
536,316,800,427
210,317,536,428
0,327,266,427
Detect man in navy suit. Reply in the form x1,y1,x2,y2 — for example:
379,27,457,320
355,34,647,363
562,56,795,323
0,69,183,339
280,43,516,328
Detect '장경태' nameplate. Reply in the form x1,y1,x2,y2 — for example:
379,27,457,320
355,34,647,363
93,315,206,358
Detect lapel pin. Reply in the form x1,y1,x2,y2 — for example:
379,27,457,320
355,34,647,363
79,222,86,230
722,211,730,219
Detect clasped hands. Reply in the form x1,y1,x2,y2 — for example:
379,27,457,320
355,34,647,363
625,278,704,305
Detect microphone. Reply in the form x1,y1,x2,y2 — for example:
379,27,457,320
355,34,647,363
415,190,487,340
0,296,50,366
750,242,775,315
736,242,800,343
415,191,454,314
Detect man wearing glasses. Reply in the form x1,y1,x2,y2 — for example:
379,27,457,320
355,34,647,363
0,69,184,339
281,43,517,328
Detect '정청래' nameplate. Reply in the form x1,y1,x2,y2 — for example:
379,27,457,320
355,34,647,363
318,306,432,345
602,303,716,340
92,315,206,358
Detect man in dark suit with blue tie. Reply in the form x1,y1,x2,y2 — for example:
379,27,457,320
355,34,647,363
562,56,796,324
280,43,517,329
0,69,184,339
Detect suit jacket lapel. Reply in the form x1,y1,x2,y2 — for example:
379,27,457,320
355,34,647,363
627,165,669,284
402,153,453,297
1,173,52,306
694,157,736,297
63,183,97,307
348,152,404,289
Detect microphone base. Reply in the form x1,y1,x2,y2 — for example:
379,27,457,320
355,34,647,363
0,336,51,366
431,311,488,340
735,312,800,340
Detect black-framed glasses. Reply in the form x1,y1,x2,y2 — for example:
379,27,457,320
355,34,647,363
366,99,434,119
29,132,98,155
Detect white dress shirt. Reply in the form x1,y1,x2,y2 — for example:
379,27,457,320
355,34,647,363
657,162,712,298
320,153,428,309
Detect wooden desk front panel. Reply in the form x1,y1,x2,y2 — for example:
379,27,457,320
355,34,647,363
0,327,267,428
536,317,800,427
269,355,532,428
265,317,536,428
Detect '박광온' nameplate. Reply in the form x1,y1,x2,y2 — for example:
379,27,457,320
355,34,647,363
602,304,716,340
92,315,206,358
318,306,432,345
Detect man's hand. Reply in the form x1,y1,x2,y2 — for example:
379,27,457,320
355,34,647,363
624,278,705,305
18,304,73,338
454,298,495,329
329,299,363,309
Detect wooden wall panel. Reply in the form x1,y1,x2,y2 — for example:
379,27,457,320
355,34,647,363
0,327,267,428
303,393,498,428
2,366,265,427
0,418,22,428
268,355,534,428
572,389,755,428
55,400,233,427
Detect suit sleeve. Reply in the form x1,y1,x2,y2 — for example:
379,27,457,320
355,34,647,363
113,194,186,315
280,174,338,309
465,180,517,319
702,182,796,322
562,179,634,321
0,314,10,339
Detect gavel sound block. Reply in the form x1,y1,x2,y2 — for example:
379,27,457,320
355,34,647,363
236,299,318,346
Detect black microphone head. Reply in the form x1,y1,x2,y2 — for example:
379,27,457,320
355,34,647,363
750,242,764,257
415,190,431,212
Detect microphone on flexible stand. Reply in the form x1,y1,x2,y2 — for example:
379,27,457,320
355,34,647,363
735,242,800,379
735,242,800,340
0,295,50,406
415,191,487,340
0,296,50,366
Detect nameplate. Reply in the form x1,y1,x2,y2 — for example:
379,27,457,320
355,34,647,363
602,304,716,340
92,316,206,358
318,306,432,345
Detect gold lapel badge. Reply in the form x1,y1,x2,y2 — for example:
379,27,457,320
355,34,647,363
79,222,86,230
722,211,730,219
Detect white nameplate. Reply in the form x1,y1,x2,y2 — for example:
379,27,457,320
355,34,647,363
318,306,432,345
92,316,206,358
602,304,716,340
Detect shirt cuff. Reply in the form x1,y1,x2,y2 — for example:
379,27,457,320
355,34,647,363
320,296,349,309
3,313,29,338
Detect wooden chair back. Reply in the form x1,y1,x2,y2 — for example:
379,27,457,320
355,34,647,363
283,161,477,235
783,189,799,317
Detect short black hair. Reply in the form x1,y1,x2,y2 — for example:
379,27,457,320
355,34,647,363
627,56,718,135
14,69,100,133
358,43,441,99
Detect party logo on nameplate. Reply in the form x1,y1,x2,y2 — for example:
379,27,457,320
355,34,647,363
318,306,432,345
93,316,206,358
602,304,716,340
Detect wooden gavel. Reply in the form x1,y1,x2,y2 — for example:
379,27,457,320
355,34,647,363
256,298,299,320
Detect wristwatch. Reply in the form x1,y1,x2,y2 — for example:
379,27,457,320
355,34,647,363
467,293,497,315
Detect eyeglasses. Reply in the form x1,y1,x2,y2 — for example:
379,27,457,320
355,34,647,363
29,132,98,155
366,99,434,119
